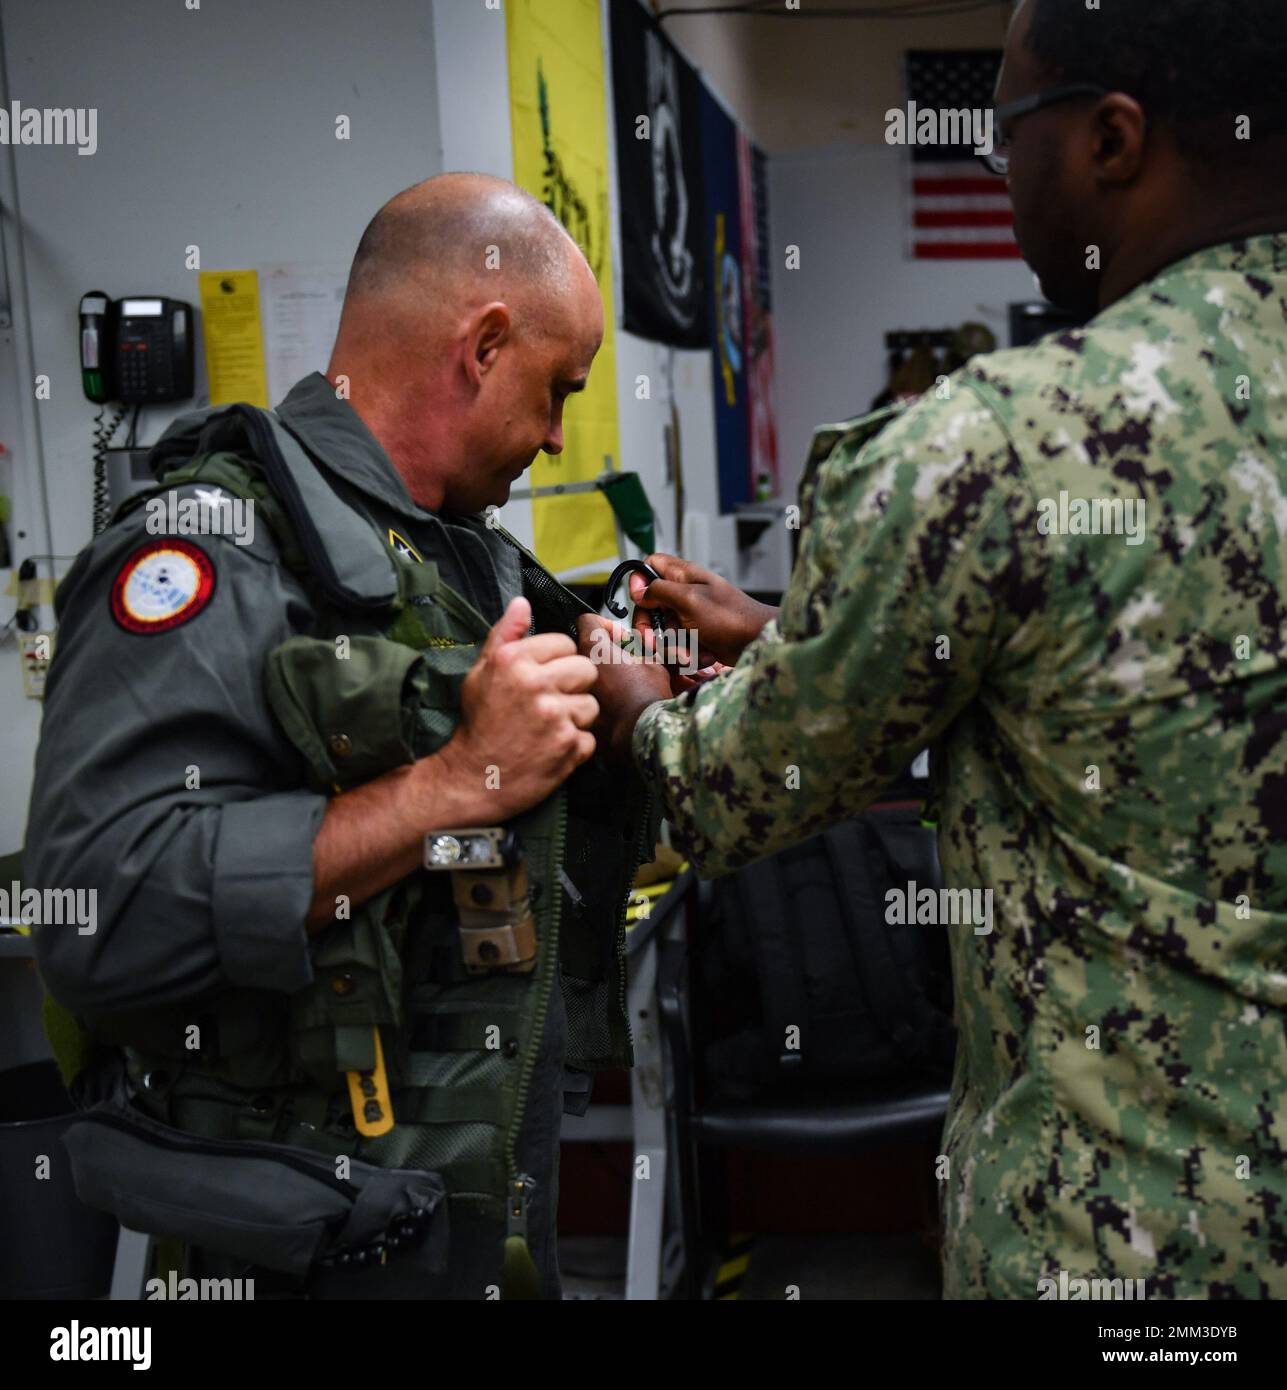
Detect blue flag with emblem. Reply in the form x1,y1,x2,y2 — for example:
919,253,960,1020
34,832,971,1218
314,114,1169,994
698,85,749,514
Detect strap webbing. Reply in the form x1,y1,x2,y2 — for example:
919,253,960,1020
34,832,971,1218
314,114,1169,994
395,1087,509,1127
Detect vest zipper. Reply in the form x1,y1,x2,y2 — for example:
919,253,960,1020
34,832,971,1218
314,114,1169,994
82,1108,360,1196
503,789,567,1192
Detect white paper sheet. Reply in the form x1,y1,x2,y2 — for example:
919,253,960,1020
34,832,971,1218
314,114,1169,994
263,263,348,406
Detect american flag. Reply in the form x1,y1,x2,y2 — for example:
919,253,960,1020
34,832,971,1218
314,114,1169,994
905,49,1020,261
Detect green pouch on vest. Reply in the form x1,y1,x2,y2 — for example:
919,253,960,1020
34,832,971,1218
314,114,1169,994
292,883,408,1084
265,635,431,792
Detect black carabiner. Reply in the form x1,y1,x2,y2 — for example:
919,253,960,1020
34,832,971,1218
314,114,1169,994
603,559,665,632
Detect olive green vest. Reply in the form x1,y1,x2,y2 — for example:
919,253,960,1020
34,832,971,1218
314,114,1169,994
52,402,657,1264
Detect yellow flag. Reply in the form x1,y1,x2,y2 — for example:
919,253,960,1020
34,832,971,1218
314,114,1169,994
507,0,620,576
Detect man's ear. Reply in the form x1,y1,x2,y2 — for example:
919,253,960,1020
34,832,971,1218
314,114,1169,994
465,302,512,386
1091,93,1147,185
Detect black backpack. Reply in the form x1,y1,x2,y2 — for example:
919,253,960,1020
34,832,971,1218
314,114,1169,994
699,805,956,1103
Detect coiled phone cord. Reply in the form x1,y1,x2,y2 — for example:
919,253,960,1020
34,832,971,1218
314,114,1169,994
91,402,128,535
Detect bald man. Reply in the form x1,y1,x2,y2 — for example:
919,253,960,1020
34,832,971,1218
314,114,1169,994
27,174,650,1299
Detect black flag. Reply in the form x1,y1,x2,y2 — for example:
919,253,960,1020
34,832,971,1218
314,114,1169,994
609,0,709,347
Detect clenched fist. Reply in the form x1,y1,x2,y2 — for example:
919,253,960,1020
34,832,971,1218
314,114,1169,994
440,597,599,818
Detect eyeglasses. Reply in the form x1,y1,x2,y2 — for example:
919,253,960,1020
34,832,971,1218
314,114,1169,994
977,84,1109,177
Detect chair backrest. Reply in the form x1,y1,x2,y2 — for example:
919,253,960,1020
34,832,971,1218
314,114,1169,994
697,806,956,1104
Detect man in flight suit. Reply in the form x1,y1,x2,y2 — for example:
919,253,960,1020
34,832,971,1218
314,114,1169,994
585,0,1287,1298
27,174,623,1298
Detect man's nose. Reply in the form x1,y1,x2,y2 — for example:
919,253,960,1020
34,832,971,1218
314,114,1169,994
544,423,564,455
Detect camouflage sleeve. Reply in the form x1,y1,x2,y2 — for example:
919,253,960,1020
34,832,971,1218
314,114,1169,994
632,385,1049,877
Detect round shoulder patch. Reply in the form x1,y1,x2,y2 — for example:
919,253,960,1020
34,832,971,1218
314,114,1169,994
110,539,216,635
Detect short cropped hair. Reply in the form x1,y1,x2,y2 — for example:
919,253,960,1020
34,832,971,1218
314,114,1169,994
346,176,577,303
1025,0,1287,176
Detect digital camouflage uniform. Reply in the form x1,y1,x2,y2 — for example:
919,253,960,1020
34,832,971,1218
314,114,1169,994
634,233,1287,1299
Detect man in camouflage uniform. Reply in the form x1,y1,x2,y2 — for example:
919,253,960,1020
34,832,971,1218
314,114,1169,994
583,0,1287,1298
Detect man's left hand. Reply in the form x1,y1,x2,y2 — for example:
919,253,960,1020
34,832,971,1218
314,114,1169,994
576,612,674,763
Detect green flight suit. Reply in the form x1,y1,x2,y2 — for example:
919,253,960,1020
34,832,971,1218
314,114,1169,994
26,371,626,1298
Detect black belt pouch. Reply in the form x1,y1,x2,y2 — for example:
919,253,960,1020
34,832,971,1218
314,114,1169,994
61,1097,447,1282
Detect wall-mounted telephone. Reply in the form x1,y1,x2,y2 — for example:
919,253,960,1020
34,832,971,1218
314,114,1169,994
79,291,194,404
80,291,196,534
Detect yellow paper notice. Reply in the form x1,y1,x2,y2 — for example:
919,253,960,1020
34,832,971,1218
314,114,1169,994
198,270,268,407
507,0,620,576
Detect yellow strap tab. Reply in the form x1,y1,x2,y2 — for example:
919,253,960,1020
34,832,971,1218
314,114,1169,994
347,1027,395,1137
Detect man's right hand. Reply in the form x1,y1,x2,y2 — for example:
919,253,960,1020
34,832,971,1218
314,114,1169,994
630,553,779,668
439,596,599,820
309,597,596,930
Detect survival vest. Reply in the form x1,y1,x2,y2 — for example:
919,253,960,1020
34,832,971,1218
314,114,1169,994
50,401,658,1291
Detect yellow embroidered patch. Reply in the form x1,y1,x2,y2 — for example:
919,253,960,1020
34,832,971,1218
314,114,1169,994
388,529,423,564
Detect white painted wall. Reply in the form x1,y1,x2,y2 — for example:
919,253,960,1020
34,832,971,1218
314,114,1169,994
654,0,1036,507
0,82,50,861
649,0,1013,153
769,143,1038,502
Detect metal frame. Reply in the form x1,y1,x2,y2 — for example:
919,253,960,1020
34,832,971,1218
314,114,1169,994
560,871,695,1299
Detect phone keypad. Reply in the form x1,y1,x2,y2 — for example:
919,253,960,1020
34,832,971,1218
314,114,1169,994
117,327,174,401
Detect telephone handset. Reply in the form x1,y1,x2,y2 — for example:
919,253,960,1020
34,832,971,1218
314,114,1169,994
79,291,194,404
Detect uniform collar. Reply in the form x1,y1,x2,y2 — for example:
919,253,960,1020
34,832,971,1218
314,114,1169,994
1153,229,1287,283
273,371,449,524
